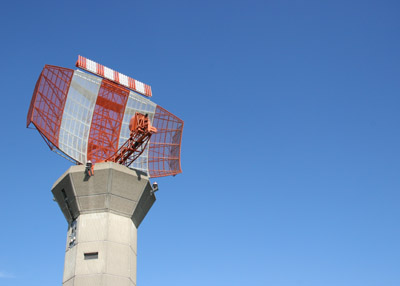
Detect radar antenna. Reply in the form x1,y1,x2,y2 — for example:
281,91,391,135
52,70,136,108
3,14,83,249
27,55,183,178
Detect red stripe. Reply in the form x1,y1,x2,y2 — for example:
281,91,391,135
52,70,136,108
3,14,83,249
144,84,152,97
86,81,130,164
128,77,135,90
114,71,119,83
97,64,104,76
78,55,87,69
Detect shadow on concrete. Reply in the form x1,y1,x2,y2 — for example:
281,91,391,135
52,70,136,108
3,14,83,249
133,169,147,181
83,173,90,182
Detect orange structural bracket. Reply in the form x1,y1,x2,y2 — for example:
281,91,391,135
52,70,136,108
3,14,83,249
106,113,157,167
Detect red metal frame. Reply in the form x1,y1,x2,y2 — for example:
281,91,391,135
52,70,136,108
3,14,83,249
86,79,130,163
148,105,184,178
26,65,74,148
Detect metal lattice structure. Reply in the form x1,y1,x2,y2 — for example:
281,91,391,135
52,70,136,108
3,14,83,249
148,106,184,177
27,65,74,149
27,56,183,178
87,80,130,163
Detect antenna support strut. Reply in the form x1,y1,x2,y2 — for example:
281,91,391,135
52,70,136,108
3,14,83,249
106,113,157,167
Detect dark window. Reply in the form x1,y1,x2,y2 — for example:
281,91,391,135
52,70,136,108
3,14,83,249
84,252,98,260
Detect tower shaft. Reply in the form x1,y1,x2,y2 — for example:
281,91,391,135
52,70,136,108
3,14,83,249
52,162,155,286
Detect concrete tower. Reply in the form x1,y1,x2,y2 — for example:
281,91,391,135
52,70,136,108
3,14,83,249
52,162,155,286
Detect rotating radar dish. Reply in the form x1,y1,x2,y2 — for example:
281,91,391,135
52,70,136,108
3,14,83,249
27,56,183,178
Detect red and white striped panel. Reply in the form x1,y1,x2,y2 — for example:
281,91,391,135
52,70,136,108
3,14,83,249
76,55,152,97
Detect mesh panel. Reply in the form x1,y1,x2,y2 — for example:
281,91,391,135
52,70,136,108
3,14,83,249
148,105,184,178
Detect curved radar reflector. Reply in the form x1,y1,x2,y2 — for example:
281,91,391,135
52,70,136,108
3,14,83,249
27,65,74,150
27,61,183,178
148,106,184,178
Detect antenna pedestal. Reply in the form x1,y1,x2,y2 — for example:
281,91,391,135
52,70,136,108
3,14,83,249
52,162,155,286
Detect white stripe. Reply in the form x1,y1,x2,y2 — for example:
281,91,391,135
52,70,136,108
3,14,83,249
119,73,128,87
86,59,97,74
135,80,145,94
104,67,114,81
59,70,101,164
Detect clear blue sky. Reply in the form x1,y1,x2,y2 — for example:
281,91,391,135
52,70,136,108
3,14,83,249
1,0,399,285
